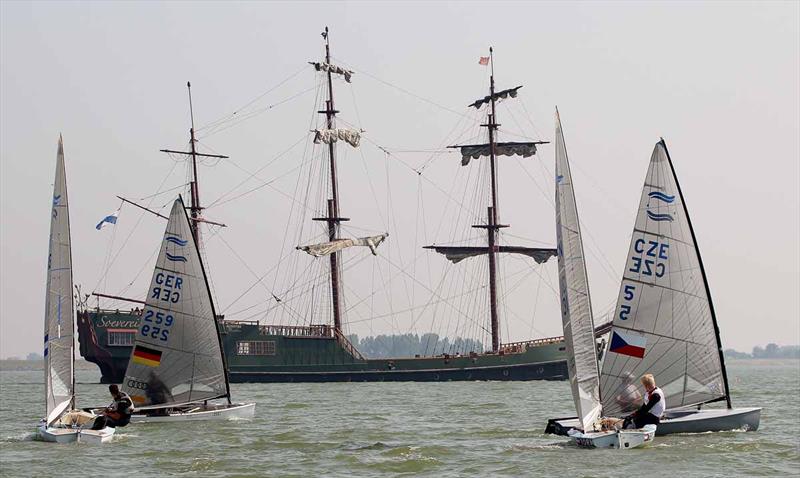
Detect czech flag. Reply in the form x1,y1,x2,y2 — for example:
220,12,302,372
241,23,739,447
609,330,647,359
132,345,162,367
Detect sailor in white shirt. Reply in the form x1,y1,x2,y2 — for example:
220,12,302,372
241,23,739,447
624,373,665,429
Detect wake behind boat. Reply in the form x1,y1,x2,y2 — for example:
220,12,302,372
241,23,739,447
37,136,113,444
546,139,761,437
110,196,254,422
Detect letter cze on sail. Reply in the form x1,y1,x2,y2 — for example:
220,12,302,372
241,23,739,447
44,136,76,426
122,197,229,409
599,139,730,418
554,111,602,432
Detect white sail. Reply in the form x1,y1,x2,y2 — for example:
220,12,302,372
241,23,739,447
122,197,228,408
297,233,388,257
599,140,727,417
44,136,75,425
554,112,601,431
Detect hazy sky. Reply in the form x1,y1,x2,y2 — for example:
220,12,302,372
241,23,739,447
1,1,798,358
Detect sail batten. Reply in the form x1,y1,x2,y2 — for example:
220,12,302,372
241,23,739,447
122,197,228,408
599,140,727,417
554,112,602,432
44,137,75,426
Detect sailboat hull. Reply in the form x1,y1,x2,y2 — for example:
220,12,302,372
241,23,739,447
546,407,762,436
568,424,656,449
37,424,79,443
129,402,256,423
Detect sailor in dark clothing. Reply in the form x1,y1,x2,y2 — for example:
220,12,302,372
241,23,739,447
92,384,134,430
623,373,665,429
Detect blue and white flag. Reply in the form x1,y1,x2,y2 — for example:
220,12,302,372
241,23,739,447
96,209,120,230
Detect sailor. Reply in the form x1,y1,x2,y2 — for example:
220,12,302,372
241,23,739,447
91,384,134,430
623,373,665,429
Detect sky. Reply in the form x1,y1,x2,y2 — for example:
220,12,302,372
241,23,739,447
1,1,798,358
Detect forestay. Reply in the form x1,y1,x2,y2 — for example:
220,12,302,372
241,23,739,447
44,136,75,426
600,140,726,418
122,197,228,408
554,112,601,431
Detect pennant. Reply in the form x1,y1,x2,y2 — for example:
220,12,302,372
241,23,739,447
96,209,120,230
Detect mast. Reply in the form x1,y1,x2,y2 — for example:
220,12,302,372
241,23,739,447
660,138,732,408
484,48,504,352
316,26,346,334
160,83,228,247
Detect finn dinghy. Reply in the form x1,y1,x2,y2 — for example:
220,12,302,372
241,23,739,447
115,196,255,422
37,137,114,444
547,139,761,437
551,111,656,449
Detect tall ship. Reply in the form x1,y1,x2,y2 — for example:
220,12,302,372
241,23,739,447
79,30,609,384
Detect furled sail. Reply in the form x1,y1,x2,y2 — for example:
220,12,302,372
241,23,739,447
313,128,362,148
44,136,75,426
309,61,353,82
457,142,545,166
298,233,388,257
554,111,601,432
423,245,556,264
122,197,228,408
469,85,522,109
599,140,727,418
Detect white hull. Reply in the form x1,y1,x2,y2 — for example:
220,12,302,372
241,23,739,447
36,410,115,444
37,424,78,443
547,406,761,436
129,402,255,423
568,424,656,449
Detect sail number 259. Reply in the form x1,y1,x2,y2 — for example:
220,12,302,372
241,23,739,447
141,310,173,342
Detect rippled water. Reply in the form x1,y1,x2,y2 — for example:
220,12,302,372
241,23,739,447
1,360,798,477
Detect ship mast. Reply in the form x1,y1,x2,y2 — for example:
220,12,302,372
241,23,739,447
160,82,229,244
482,47,504,353
428,48,553,354
313,27,347,333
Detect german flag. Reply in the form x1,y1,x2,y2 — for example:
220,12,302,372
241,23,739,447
132,345,162,367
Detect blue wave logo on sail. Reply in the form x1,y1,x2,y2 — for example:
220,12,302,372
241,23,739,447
647,191,675,203
52,194,61,206
165,252,188,262
556,174,564,184
165,235,188,246
646,211,674,222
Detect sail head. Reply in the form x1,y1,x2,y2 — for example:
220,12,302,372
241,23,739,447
122,197,227,408
599,141,726,418
44,137,75,425
554,113,601,431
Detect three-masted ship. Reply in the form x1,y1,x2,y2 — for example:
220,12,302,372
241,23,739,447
79,31,609,384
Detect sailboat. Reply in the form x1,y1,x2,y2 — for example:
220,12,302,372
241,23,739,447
115,196,255,422
547,139,761,436
552,113,655,449
37,136,115,444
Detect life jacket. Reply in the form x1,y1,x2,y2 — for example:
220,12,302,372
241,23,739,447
644,387,665,418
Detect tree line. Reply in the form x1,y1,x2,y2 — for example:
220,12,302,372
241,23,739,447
724,343,799,359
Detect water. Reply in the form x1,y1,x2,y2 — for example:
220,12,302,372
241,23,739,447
1,360,798,477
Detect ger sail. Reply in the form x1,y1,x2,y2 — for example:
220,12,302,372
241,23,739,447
554,110,602,432
43,136,75,426
120,196,254,420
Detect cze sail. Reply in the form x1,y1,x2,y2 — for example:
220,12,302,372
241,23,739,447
599,139,727,417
